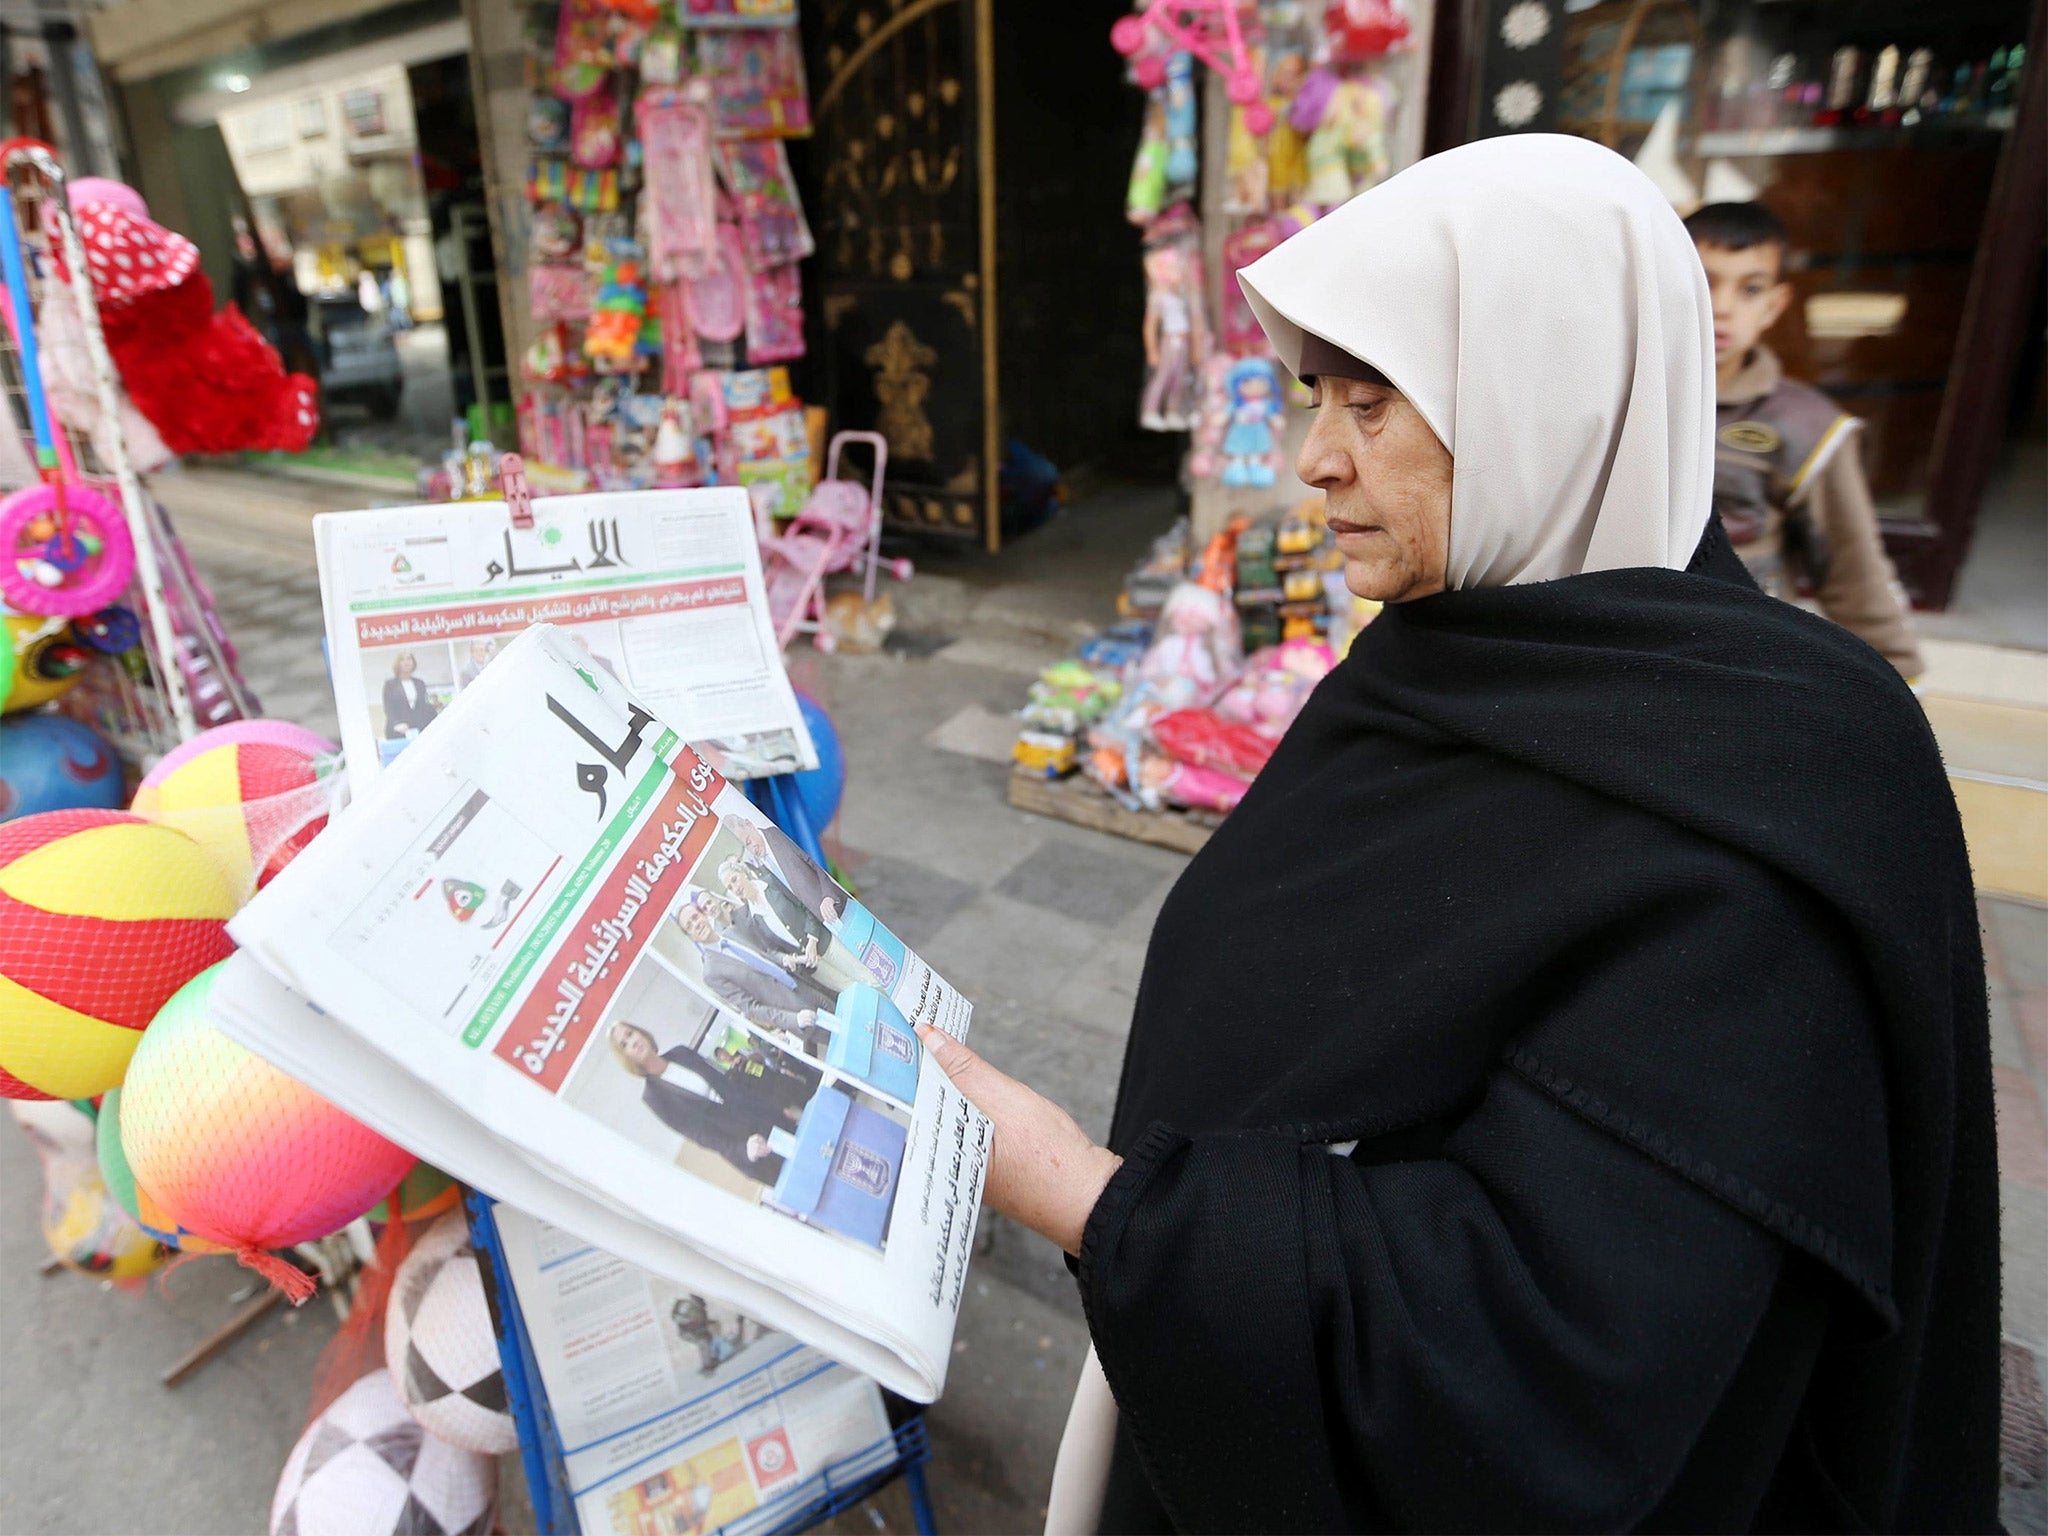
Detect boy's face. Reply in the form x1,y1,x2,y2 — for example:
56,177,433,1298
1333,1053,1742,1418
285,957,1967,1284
1697,241,1791,363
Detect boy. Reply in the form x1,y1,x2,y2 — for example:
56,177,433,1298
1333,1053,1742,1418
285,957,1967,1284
1685,202,1923,678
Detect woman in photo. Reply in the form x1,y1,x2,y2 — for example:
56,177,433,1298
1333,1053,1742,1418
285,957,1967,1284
920,136,1996,1532
380,651,439,738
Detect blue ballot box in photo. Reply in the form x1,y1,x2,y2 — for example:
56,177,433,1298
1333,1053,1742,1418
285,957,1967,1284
770,1085,907,1250
835,899,908,990
824,982,921,1105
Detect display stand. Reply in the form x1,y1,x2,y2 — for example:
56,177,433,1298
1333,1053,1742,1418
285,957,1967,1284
466,1190,937,1536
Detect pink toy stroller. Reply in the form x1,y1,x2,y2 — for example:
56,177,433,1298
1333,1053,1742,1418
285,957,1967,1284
758,430,912,651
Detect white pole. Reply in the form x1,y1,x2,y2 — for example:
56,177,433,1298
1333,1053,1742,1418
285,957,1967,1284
18,143,198,740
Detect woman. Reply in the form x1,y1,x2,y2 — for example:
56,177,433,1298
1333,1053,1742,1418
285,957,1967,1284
381,652,439,739
917,136,1997,1531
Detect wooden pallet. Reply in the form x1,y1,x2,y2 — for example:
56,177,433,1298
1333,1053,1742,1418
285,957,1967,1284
1005,769,1218,855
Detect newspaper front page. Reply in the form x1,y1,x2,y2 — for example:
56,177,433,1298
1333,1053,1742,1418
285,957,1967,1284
228,625,988,1400
317,487,815,790
490,1205,897,1536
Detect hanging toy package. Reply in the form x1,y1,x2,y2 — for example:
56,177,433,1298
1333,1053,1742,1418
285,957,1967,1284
717,140,815,268
639,87,721,281
698,29,811,138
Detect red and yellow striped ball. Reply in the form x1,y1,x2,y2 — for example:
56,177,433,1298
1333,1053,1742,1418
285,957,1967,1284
0,809,236,1100
132,720,335,896
120,964,414,1271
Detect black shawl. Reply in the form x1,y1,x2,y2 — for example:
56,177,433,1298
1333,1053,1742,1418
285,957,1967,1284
1082,524,1999,1531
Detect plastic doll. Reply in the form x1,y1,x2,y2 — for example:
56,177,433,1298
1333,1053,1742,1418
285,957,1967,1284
1265,52,1312,205
1137,582,1241,710
1220,358,1282,488
1184,354,1234,481
1224,48,1272,216
1140,238,1207,432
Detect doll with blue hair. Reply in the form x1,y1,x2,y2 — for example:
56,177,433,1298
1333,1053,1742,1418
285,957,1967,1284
1220,357,1281,488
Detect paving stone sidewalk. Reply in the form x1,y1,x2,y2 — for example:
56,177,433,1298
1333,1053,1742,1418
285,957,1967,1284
1,468,2037,1532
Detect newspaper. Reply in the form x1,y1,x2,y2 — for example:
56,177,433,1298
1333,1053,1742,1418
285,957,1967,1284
490,1205,897,1536
316,487,814,789
224,625,989,1401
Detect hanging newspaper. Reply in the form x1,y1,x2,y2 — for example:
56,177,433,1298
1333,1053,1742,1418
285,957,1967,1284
316,486,814,789
223,625,988,1401
489,1205,899,1536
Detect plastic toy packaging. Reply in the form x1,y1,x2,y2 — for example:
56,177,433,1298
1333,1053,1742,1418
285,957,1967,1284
718,141,815,267
684,220,749,346
528,95,571,153
1325,0,1413,62
699,29,812,138
583,241,647,368
567,165,622,212
528,262,591,323
529,156,569,203
1020,661,1123,734
684,0,799,22
571,78,623,167
553,0,611,99
743,260,806,363
530,200,582,264
1138,210,1209,432
639,16,686,84
1151,707,1277,779
639,88,721,280
1219,215,1295,354
1214,637,1337,736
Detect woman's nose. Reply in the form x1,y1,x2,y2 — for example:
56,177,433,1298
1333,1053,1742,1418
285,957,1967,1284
1297,407,1351,490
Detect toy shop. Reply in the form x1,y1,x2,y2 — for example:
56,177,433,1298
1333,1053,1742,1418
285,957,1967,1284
1003,0,2042,851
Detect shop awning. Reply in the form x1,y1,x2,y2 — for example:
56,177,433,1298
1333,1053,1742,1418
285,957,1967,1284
86,0,401,82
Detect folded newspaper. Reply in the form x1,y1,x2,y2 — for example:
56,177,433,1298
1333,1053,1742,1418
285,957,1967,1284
222,623,990,1401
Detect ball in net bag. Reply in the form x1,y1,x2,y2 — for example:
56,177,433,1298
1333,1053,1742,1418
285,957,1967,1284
0,809,236,1099
270,1368,497,1536
95,1082,226,1252
384,1209,518,1455
119,962,414,1297
133,719,337,899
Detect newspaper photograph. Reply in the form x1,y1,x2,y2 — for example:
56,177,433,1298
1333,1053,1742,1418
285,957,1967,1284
230,624,988,1399
489,1204,897,1536
316,486,815,788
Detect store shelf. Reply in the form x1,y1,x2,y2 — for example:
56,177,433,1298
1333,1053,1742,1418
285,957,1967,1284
1693,118,2013,156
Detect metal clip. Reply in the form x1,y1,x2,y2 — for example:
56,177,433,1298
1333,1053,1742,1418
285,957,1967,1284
500,452,534,529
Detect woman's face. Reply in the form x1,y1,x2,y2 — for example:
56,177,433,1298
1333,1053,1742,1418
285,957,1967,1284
394,653,417,678
1298,377,1453,603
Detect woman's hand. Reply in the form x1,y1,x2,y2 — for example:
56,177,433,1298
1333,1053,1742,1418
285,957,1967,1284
915,1025,1122,1256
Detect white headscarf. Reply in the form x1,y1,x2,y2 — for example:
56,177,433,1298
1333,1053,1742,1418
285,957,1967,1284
1238,134,1715,589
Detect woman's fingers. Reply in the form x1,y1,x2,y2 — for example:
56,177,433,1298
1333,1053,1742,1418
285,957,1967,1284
916,1025,1122,1256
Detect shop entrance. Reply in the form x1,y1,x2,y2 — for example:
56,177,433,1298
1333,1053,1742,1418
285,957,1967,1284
111,1,507,478
800,0,1157,553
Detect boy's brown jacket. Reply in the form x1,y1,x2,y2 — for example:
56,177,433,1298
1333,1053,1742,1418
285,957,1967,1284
1716,345,1923,678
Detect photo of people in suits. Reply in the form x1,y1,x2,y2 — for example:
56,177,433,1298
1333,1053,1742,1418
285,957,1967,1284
362,644,455,765
561,954,912,1255
607,1020,813,1186
727,814,851,929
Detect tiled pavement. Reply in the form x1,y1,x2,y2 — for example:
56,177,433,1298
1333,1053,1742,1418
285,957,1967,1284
2,467,2039,1531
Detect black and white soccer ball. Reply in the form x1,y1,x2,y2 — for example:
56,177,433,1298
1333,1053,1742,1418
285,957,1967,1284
270,1368,495,1536
385,1210,519,1456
